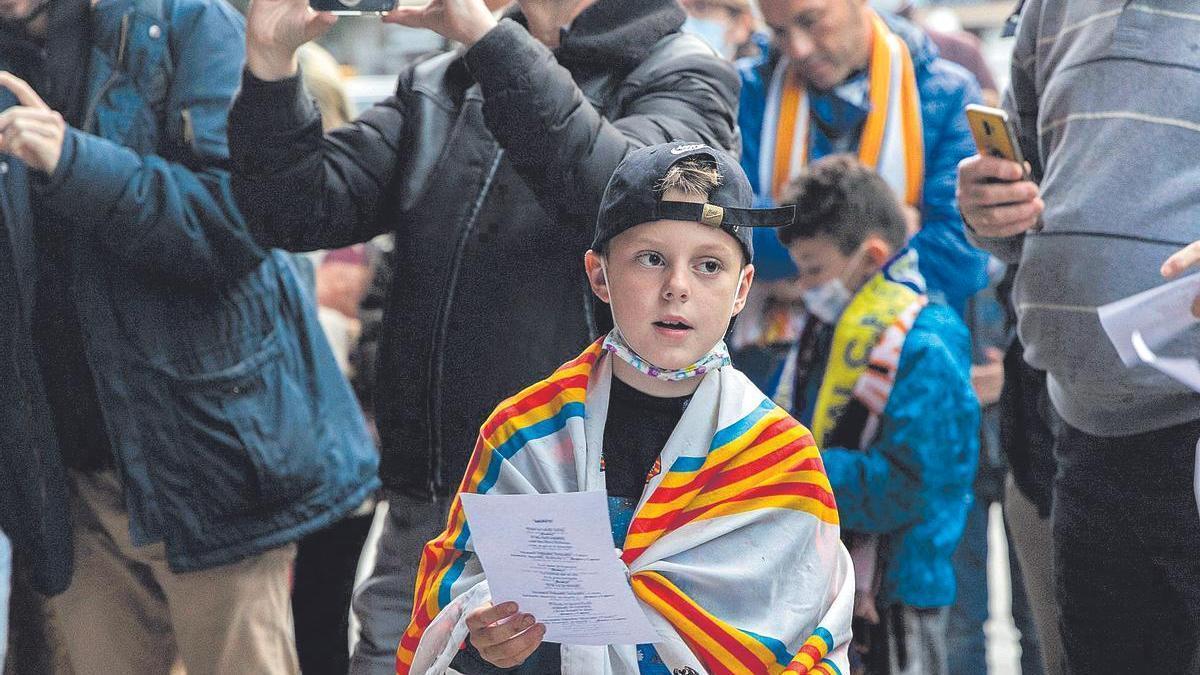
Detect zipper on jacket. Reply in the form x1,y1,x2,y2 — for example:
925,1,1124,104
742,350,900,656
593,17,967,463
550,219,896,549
81,12,130,134
181,108,195,149
426,145,504,500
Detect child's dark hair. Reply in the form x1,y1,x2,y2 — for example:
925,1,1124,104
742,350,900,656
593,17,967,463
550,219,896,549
776,154,908,254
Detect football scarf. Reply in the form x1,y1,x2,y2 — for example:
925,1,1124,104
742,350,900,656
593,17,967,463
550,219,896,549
810,249,926,448
759,10,924,206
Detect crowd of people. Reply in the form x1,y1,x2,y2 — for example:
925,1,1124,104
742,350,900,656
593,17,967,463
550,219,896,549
1,0,1198,673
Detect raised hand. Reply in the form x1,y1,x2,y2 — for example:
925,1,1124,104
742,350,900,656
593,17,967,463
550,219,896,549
0,71,66,175
245,0,338,80
956,154,1043,239
381,0,497,47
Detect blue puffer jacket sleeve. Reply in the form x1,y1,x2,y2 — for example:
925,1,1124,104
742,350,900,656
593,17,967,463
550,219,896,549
821,304,979,606
906,53,989,314
737,33,772,204
34,0,262,286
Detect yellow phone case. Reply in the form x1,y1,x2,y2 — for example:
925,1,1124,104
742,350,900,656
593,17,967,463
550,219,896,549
965,104,1025,165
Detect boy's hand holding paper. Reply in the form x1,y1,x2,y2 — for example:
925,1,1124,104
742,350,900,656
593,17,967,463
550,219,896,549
459,490,659,646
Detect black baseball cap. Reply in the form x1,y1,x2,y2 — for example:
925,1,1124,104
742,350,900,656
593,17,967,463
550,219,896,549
592,142,795,262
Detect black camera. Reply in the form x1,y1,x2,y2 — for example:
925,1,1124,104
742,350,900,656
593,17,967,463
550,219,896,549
308,0,396,15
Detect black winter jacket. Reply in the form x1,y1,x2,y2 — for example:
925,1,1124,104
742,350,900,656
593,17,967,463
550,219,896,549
229,0,740,500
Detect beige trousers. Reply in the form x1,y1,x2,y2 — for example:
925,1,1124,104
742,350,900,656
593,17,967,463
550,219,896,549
1004,475,1066,675
46,470,300,675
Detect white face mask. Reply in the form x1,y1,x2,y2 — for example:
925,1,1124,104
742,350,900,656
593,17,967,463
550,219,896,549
683,16,735,60
602,327,731,382
801,248,866,324
801,278,853,324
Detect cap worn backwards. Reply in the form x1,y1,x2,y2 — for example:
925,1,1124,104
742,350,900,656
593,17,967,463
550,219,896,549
592,142,795,262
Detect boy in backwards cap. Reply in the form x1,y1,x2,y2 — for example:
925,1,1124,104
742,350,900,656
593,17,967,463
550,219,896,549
398,142,854,675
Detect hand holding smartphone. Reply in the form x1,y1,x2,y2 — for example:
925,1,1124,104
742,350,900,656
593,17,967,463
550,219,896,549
964,104,1025,168
958,104,1043,237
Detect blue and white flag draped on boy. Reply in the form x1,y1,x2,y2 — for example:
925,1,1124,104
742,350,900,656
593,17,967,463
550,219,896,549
398,339,853,675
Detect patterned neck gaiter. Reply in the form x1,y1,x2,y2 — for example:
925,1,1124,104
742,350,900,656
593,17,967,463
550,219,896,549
601,327,730,382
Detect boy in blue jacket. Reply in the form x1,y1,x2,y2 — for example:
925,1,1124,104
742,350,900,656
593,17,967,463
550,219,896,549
769,154,978,675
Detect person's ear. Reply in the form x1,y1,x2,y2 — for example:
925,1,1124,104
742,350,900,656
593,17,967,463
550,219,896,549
731,264,756,316
861,236,893,274
584,250,611,304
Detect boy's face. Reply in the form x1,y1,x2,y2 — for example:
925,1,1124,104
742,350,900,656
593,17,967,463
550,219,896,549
786,233,890,293
585,203,755,370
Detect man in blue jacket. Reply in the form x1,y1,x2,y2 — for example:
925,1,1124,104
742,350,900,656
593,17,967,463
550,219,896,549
0,0,379,672
738,0,987,315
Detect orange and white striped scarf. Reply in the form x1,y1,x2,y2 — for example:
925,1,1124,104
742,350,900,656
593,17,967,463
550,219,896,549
760,10,923,205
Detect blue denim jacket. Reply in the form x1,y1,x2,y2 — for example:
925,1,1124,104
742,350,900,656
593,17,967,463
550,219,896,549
0,0,378,587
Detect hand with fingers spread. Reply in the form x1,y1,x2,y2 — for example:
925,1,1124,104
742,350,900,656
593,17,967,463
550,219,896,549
465,601,546,668
0,71,66,175
955,154,1044,239
245,0,338,81
1161,243,1200,318
381,0,497,47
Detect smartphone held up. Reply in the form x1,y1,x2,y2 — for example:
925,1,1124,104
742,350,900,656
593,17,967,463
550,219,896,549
309,0,420,16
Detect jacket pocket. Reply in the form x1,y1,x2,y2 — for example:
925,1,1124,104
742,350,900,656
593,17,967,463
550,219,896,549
92,75,160,155
169,328,330,522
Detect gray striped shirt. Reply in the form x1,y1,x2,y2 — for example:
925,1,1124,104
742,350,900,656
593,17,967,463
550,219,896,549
972,0,1200,435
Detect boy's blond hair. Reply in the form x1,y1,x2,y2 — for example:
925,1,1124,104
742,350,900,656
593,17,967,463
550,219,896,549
298,44,353,132
656,157,723,199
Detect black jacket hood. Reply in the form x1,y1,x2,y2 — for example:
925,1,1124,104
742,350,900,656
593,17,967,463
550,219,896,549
507,0,686,71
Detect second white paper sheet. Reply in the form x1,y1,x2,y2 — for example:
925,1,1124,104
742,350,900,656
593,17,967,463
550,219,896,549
1097,273,1200,366
459,490,660,646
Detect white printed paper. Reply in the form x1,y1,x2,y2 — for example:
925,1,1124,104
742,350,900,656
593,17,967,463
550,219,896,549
1098,273,1200,367
459,491,660,646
